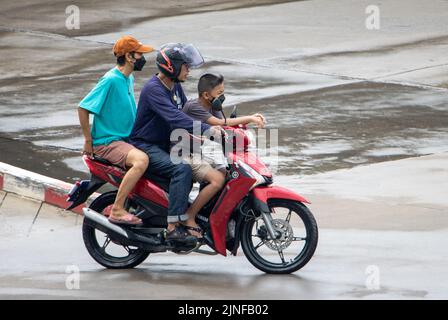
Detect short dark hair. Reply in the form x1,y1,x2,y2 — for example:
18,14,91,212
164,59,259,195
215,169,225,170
116,55,126,66
198,73,224,95
116,52,135,66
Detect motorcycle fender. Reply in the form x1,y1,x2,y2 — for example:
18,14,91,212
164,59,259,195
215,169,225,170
66,175,105,210
230,186,310,256
251,185,310,212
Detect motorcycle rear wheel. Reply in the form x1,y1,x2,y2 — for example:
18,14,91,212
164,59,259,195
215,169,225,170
241,199,318,274
82,191,150,269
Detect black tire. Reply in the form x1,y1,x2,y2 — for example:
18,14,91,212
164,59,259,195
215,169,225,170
241,199,318,274
82,191,150,269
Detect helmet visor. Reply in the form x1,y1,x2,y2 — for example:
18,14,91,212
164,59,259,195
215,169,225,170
180,44,204,68
160,43,205,68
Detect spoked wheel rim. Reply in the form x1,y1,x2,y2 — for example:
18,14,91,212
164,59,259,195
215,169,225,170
90,222,142,263
82,197,150,269
242,199,318,273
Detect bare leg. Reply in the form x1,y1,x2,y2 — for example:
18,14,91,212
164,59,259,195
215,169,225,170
110,148,149,219
183,169,225,236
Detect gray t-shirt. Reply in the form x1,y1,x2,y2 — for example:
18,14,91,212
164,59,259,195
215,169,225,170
182,98,223,123
181,98,227,170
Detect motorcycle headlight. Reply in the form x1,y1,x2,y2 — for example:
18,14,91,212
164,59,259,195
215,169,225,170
237,160,266,190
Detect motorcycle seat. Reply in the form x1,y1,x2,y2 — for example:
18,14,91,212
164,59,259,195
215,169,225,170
92,155,171,192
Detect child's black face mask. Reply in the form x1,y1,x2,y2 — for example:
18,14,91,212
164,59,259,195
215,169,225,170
210,94,225,112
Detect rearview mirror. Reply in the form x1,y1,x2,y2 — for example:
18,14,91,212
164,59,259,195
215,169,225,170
230,105,237,118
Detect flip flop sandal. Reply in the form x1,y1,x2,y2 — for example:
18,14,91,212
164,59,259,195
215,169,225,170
108,213,143,226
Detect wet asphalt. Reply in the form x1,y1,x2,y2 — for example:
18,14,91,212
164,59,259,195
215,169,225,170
1,191,447,299
1,0,448,181
1,0,448,299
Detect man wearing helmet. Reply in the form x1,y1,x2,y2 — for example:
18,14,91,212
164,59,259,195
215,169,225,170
129,43,219,244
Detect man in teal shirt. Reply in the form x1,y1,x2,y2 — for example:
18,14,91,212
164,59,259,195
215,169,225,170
78,35,154,226
80,67,137,146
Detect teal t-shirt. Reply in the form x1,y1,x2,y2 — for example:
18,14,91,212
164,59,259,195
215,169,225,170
79,67,136,146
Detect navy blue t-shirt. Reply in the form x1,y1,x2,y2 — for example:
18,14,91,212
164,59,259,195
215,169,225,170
130,75,210,151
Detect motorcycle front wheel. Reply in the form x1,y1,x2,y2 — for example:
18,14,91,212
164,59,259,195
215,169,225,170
82,191,150,269
241,199,318,274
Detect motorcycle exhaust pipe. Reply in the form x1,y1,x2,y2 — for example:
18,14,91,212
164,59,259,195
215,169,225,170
83,207,129,238
82,208,163,248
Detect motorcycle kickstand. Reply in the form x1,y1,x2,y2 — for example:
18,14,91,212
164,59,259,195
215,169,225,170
174,242,202,255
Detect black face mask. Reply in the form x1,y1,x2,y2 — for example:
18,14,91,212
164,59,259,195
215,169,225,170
210,94,225,112
133,55,146,71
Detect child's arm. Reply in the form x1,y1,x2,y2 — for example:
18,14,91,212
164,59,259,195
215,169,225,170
206,113,266,128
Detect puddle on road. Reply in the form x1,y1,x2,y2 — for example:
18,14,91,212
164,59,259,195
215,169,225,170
238,81,448,175
1,58,448,180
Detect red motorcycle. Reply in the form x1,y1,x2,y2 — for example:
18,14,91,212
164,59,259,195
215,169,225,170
67,112,318,274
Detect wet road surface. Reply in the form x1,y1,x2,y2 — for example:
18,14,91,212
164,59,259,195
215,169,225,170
1,189,447,300
1,0,448,181
1,0,448,300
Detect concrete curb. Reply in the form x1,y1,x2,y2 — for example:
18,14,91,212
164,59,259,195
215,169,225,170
0,161,97,214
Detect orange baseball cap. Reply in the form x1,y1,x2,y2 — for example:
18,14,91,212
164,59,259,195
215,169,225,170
113,35,154,57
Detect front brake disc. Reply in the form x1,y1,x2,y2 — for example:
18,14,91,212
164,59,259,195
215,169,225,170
264,219,294,250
